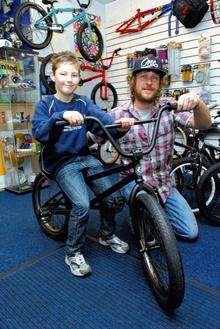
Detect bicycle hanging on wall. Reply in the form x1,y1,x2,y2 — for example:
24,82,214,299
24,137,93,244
115,2,172,34
14,0,103,62
40,48,121,110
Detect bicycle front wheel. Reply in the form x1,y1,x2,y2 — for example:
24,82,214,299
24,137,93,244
32,173,69,240
197,162,220,225
91,82,118,111
131,193,185,310
76,22,103,62
40,53,56,94
98,140,120,165
14,3,53,49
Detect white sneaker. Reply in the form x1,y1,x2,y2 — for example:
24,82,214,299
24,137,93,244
99,234,129,254
65,252,91,277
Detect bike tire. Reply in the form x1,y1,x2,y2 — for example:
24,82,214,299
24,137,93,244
197,162,220,225
32,173,69,240
98,140,120,165
14,3,53,50
91,82,118,111
131,193,184,310
40,53,56,94
170,157,210,214
76,22,103,62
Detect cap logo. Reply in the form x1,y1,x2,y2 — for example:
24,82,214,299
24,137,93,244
141,58,159,69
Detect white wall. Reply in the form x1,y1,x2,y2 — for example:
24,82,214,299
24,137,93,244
104,0,220,117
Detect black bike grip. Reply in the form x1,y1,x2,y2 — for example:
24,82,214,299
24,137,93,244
115,47,122,54
167,101,178,110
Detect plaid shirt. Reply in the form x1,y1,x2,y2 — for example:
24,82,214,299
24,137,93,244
112,98,193,203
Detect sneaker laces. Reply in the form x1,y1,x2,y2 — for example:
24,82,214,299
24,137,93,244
74,253,85,265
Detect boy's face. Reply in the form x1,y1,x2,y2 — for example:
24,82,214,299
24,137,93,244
51,62,80,97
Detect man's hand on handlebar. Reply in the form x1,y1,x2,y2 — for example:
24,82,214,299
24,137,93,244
63,111,84,125
176,93,200,112
115,117,135,131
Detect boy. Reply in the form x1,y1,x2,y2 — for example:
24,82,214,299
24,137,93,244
32,51,134,277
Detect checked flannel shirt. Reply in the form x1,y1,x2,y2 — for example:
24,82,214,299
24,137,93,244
112,98,193,204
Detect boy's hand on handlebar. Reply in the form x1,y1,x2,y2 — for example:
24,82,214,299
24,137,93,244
176,93,200,112
115,117,135,131
63,111,84,125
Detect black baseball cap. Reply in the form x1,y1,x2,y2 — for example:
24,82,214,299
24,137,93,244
131,55,167,77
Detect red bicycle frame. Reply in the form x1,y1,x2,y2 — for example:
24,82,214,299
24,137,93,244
80,48,121,99
116,2,172,34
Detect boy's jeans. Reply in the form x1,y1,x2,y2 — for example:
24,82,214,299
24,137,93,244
122,183,198,241
56,155,118,256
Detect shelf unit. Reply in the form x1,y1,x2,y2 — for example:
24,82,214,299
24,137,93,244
0,47,40,194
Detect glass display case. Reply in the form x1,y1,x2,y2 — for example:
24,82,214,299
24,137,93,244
0,47,40,193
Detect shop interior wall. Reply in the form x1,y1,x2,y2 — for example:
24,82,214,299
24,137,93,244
104,0,220,120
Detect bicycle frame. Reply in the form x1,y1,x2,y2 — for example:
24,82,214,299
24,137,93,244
80,49,121,99
35,7,91,31
51,105,174,209
116,2,172,34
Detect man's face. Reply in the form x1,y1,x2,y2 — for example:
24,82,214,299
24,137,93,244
134,70,161,103
51,62,80,96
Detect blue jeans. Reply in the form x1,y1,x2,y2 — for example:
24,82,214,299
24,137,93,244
56,155,118,256
122,183,198,241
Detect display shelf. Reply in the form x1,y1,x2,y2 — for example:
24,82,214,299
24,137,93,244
0,47,40,193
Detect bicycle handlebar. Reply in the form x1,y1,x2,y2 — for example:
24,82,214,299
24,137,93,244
76,0,90,9
114,48,122,55
56,102,177,159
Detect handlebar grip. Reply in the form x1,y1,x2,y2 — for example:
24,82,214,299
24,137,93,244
167,101,178,110
114,47,122,54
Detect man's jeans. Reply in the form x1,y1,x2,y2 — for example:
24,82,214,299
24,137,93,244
56,155,118,256
122,183,198,241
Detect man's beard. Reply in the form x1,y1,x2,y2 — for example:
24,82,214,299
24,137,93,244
134,89,159,103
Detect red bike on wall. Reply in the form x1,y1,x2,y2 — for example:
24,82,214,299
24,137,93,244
40,48,121,111
115,2,172,34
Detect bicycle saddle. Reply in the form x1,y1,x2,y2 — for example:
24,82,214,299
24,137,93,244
42,0,58,5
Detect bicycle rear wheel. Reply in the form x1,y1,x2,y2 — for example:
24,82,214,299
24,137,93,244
197,162,220,225
14,3,52,50
32,173,69,240
91,82,118,111
131,193,185,310
76,22,103,62
40,53,56,94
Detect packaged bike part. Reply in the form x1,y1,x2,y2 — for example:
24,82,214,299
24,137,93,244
198,35,210,60
172,0,209,28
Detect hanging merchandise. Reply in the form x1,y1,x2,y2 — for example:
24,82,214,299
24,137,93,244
198,35,210,60
167,42,182,79
181,64,193,82
172,0,209,28
168,4,179,37
195,63,211,104
210,0,220,24
157,46,168,64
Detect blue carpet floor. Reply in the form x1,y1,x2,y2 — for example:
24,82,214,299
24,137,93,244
0,191,220,328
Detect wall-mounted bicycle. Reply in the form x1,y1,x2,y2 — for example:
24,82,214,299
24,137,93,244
14,0,103,62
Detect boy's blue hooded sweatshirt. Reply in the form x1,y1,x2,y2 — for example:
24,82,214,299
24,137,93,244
32,94,121,177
